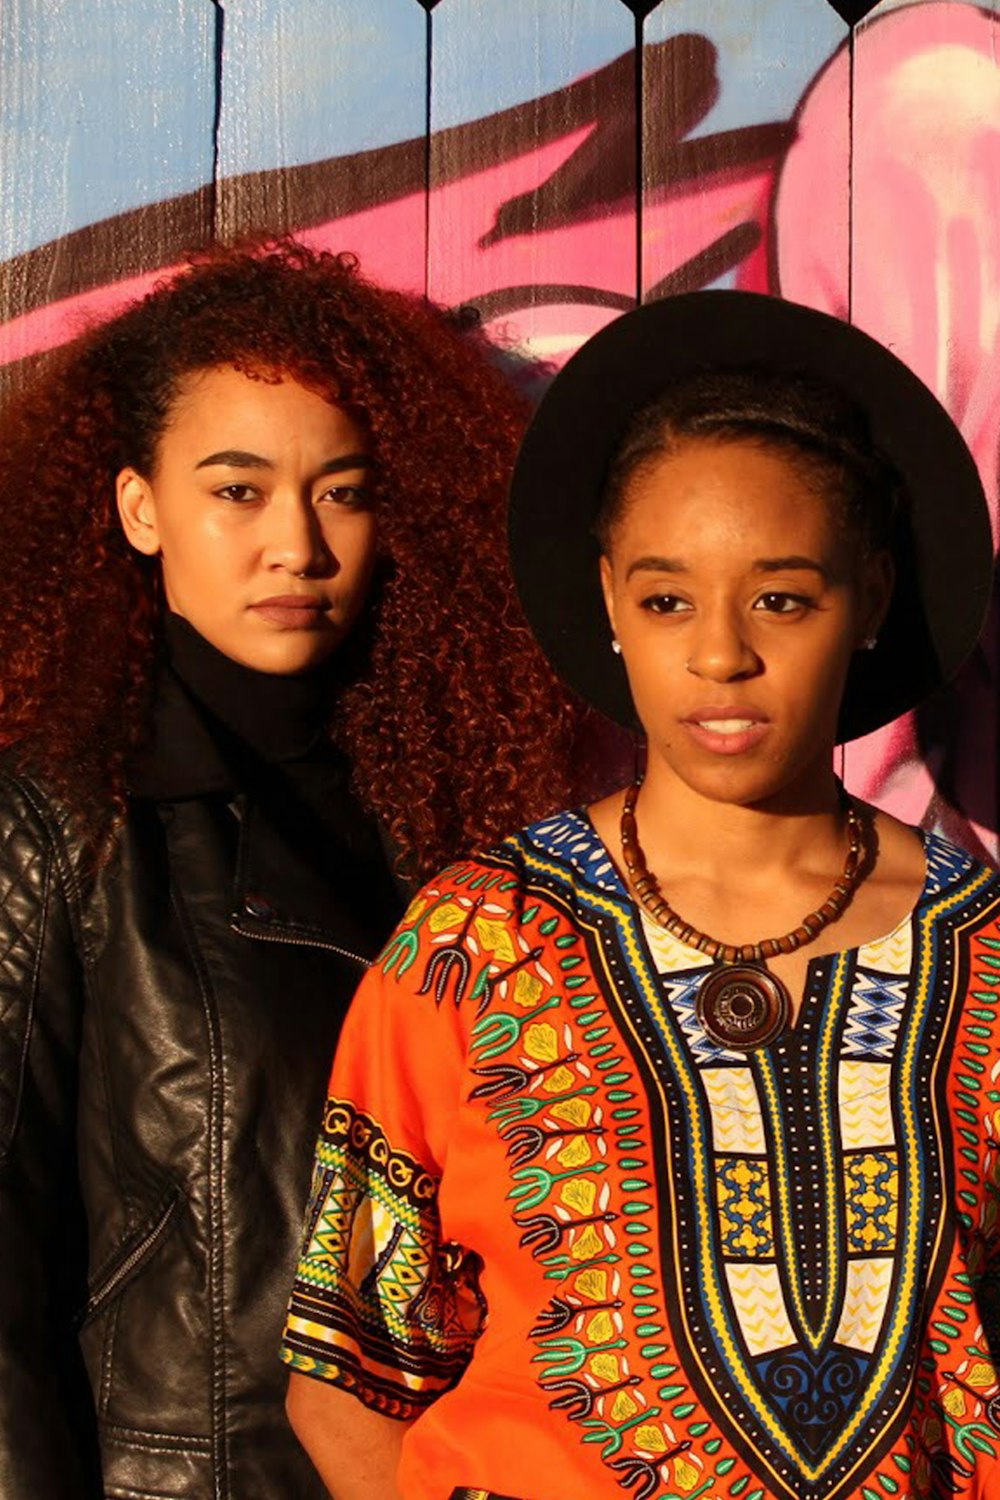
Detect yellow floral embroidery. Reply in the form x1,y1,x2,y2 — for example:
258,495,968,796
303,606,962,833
428,901,467,933
475,916,516,961
513,970,544,1008
524,1023,559,1062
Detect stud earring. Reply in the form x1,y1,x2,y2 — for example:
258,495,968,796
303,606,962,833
611,638,622,656
862,636,878,651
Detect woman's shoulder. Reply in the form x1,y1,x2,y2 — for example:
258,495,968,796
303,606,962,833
0,747,110,894
894,820,1000,951
919,824,998,887
368,810,602,1013
399,805,617,922
869,810,995,888
0,749,67,844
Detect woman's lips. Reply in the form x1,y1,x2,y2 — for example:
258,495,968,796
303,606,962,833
681,708,769,756
249,596,329,628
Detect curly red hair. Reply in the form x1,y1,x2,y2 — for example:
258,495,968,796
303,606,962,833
0,241,581,876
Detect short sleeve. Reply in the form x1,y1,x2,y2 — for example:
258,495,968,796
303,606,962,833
281,879,487,1419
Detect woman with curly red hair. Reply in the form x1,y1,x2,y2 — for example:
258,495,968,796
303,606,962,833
0,241,576,1500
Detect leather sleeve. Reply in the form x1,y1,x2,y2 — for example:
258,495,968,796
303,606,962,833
0,770,101,1497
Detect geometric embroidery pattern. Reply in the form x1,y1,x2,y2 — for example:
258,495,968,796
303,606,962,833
843,1150,898,1254
281,1100,483,1417
833,1258,894,1353
854,921,912,976
504,814,1000,1500
726,1262,797,1354
526,810,621,895
717,1156,775,1258
841,972,908,1059
285,809,1000,1500
702,1066,768,1154
837,1061,894,1149
923,832,976,894
646,963,722,1063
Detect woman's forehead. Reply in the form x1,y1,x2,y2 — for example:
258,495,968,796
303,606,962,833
609,435,842,537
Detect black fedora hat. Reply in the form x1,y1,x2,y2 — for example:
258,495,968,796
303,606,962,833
509,290,992,743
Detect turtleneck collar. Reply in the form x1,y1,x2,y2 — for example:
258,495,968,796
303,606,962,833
128,615,408,932
164,613,331,764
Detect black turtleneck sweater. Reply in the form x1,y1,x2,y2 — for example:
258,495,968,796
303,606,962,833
130,614,405,951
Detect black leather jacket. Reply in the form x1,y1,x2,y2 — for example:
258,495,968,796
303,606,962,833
0,681,402,1499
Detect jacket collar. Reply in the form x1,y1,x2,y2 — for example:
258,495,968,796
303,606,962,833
129,669,234,801
129,614,335,800
129,668,406,957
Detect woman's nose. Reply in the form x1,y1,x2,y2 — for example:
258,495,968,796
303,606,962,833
265,495,331,576
685,608,760,681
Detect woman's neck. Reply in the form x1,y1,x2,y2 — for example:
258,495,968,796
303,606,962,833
632,752,846,885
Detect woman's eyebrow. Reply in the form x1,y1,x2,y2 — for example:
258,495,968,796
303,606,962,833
753,555,827,575
624,554,831,582
625,555,687,580
194,449,371,472
317,453,370,476
195,449,272,469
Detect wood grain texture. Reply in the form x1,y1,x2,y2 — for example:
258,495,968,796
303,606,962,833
428,0,637,360
0,0,993,847
841,0,1000,854
214,0,428,293
0,0,215,325
643,0,849,302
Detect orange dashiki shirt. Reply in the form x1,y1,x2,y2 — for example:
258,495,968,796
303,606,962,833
281,812,1000,1500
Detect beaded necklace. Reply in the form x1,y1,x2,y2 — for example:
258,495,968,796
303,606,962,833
619,782,868,1050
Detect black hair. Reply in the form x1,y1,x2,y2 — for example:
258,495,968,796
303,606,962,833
594,367,903,555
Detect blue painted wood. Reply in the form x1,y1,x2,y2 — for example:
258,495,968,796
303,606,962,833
0,0,216,273
642,0,849,299
214,0,428,287
645,0,847,137
427,0,637,359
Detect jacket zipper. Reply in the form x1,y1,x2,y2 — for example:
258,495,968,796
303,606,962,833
82,1192,179,1324
231,921,371,968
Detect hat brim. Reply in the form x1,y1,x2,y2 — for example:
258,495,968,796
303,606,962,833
509,290,992,743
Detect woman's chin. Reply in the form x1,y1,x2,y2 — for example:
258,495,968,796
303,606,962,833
183,626,344,676
652,747,833,812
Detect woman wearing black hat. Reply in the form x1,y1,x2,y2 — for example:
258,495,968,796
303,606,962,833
283,293,1000,1500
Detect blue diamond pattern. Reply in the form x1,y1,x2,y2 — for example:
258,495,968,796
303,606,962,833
842,972,908,1059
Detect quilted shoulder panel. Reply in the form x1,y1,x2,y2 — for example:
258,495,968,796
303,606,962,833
0,773,54,1158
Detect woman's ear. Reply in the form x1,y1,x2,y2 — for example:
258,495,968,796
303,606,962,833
599,552,618,641
116,469,161,557
859,548,895,647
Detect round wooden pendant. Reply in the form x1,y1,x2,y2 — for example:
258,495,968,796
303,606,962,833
696,963,790,1051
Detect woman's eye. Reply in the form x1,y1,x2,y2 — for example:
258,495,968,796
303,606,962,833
215,483,259,503
641,593,692,615
319,484,369,507
755,591,813,614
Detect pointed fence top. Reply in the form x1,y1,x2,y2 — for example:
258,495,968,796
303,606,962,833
826,0,881,23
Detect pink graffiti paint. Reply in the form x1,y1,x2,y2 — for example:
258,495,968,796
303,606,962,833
0,199,429,368
777,0,1000,537
0,127,777,372
775,1,1000,853
0,269,162,367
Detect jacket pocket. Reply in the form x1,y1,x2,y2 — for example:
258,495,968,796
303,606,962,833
78,1185,180,1327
